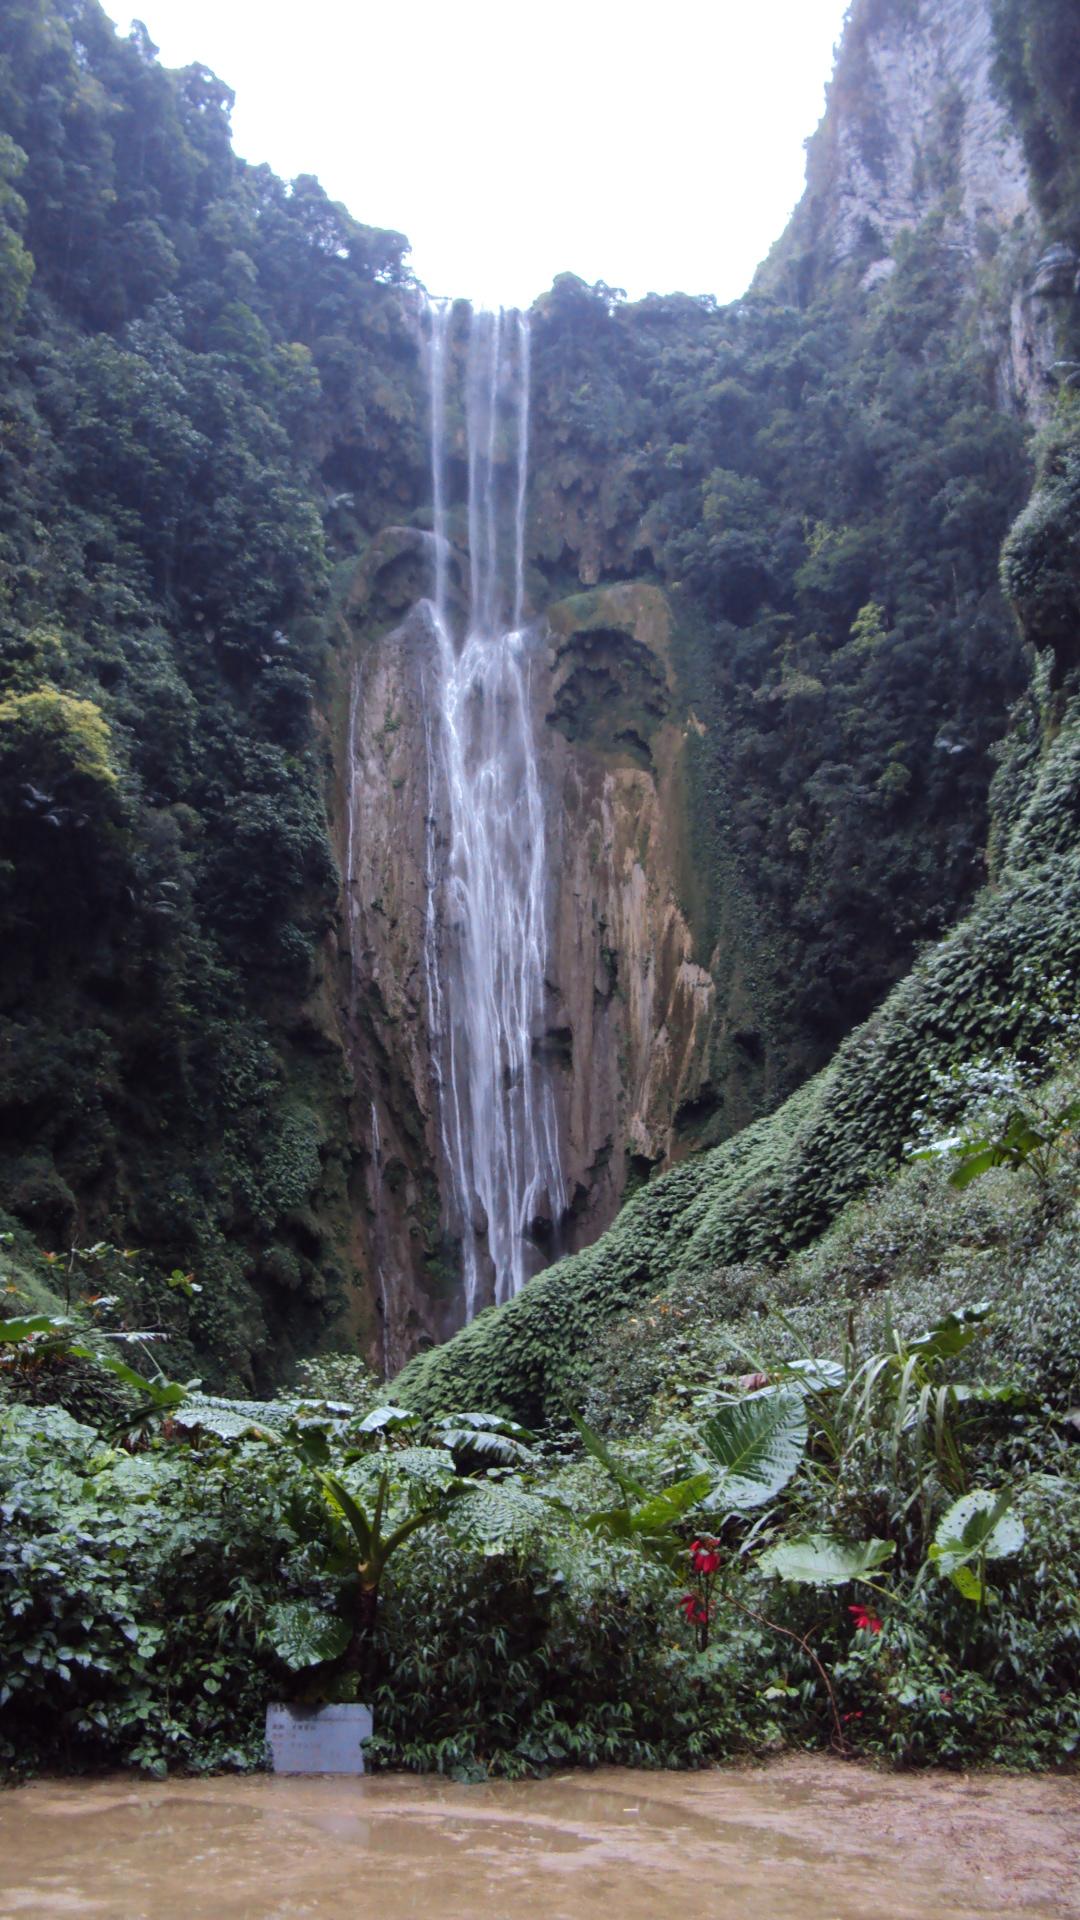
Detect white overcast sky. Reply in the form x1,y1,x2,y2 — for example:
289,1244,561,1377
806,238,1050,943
101,0,851,309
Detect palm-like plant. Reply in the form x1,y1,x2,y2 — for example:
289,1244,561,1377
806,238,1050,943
265,1405,541,1688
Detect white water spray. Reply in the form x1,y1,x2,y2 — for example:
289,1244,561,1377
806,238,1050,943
423,304,564,1315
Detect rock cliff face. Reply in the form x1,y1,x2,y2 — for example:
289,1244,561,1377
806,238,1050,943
340,590,442,1373
758,0,1077,417
1007,241,1080,421
338,563,716,1362
761,0,1029,298
543,584,716,1244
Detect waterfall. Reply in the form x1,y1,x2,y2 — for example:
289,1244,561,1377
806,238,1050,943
367,1101,390,1377
422,303,564,1316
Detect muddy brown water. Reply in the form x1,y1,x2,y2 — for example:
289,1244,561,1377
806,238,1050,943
1,1759,1078,1920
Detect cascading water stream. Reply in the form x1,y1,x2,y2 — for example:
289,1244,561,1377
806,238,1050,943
423,303,564,1316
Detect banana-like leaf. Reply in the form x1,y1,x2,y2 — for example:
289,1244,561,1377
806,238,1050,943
434,1410,534,1440
435,1425,534,1466
357,1404,421,1434
701,1390,807,1509
780,1357,845,1392
76,1348,189,1408
583,1470,712,1544
630,1471,713,1533
757,1533,895,1586
265,1600,350,1670
947,1145,1004,1188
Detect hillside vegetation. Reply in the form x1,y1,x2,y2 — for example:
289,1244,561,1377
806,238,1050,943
0,0,422,1379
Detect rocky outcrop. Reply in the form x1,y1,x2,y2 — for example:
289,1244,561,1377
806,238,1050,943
337,565,716,1363
337,558,448,1371
1007,243,1080,421
542,584,716,1245
760,0,1030,302
755,1,1080,419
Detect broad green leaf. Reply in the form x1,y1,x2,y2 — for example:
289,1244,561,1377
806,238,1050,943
929,1489,1024,1573
701,1390,807,1509
780,1357,845,1392
80,1349,188,1408
583,1507,635,1539
435,1425,534,1465
582,1471,712,1545
630,1471,713,1534
907,1302,991,1359
0,1314,72,1343
948,1145,1002,1189
287,1420,332,1466
756,1533,895,1586
433,1410,534,1440
366,1445,459,1495
357,1405,421,1434
947,1563,985,1603
949,1382,1030,1408
449,1480,553,1554
265,1601,350,1670
172,1397,273,1441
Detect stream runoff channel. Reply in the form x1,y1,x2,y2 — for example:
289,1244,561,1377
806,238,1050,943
1,1759,1078,1919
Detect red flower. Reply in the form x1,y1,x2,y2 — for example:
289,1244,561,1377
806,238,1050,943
848,1604,883,1634
939,1690,953,1705
689,1538,721,1576
680,1593,708,1626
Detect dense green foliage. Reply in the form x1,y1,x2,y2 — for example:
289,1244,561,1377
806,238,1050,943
396,802,1080,1423
992,0,1080,241
4,1075,1079,1776
0,0,425,1381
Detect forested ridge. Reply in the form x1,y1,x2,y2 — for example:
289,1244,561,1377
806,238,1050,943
0,0,424,1381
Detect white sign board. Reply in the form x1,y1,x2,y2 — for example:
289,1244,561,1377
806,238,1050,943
265,1702,373,1774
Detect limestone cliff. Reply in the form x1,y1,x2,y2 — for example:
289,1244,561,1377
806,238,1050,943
760,0,1029,298
337,557,717,1361
756,0,1079,419
543,584,716,1241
